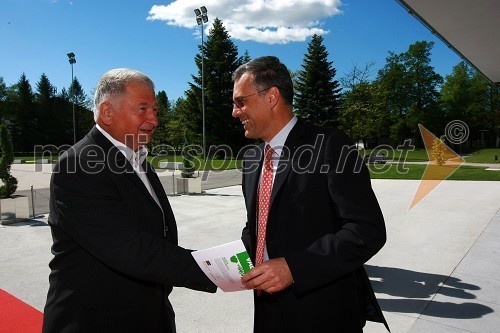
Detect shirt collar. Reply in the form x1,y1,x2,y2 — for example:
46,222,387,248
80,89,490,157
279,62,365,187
266,116,298,159
96,124,148,166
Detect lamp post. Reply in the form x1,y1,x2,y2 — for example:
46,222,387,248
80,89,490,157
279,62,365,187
67,52,76,144
194,6,208,159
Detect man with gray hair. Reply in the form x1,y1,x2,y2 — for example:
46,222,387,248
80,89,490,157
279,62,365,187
42,68,216,333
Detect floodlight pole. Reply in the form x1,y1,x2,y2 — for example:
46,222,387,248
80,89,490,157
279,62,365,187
201,21,206,160
67,52,76,144
194,6,208,160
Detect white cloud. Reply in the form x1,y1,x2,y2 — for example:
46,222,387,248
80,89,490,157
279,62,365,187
147,0,343,44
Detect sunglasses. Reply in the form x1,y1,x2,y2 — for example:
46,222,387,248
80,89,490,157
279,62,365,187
233,87,271,109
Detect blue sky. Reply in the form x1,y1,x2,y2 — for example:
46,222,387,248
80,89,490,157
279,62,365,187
0,0,462,102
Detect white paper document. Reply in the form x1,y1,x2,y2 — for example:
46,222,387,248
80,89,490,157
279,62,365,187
192,240,254,292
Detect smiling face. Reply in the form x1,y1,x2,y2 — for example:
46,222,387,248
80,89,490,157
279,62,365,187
101,83,158,151
232,73,276,142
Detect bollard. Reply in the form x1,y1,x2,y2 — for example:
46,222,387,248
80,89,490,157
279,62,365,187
172,171,176,195
31,185,35,218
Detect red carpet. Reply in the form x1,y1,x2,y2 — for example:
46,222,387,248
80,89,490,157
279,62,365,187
0,289,43,333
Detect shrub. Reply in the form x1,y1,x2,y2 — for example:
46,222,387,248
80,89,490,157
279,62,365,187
0,124,18,198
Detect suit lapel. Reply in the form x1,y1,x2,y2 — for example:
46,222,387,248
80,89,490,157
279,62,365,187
89,126,154,200
244,120,307,218
243,120,306,243
242,144,263,242
145,162,178,243
90,127,174,240
246,144,263,204
270,120,306,205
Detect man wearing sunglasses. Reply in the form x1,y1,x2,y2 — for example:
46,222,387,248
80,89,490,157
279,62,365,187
232,56,389,332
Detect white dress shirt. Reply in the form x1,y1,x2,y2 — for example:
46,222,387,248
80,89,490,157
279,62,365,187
96,125,162,209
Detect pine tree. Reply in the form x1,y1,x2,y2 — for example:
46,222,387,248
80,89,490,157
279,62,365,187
239,49,251,65
0,77,7,123
186,17,245,152
51,88,72,146
0,77,6,102
151,90,171,146
294,34,342,127
69,77,93,142
36,73,56,105
11,73,34,152
69,77,89,108
35,73,57,144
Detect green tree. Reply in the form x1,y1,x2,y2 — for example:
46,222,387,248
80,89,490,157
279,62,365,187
11,73,35,152
69,77,93,142
151,90,171,146
441,62,473,121
440,61,495,146
239,49,251,64
376,41,443,145
339,81,384,147
164,119,186,151
48,87,73,145
177,93,201,146
404,41,443,134
69,77,89,108
485,81,500,147
0,77,7,122
186,17,245,152
36,73,57,105
0,77,6,102
338,62,387,147
0,124,18,198
294,34,342,126
35,73,58,144
160,97,186,151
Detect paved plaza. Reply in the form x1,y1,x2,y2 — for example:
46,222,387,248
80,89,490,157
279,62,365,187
1,164,500,332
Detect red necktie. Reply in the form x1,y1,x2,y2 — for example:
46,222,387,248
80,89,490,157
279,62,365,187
255,145,274,269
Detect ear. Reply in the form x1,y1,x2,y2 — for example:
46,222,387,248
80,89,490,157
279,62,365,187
268,86,280,109
99,101,114,126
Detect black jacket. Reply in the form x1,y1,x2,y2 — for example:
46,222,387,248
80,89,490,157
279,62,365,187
43,126,216,333
242,119,389,332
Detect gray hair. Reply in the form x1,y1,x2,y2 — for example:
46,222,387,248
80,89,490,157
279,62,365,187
93,68,155,121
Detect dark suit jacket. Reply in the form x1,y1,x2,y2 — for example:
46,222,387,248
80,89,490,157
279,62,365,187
43,126,216,333
241,119,389,332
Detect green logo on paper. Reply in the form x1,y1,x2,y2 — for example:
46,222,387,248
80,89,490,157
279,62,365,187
230,251,254,276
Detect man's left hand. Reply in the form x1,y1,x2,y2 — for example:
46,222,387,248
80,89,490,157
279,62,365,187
241,257,293,293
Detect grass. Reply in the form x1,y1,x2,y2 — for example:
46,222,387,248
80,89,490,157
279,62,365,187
364,147,500,164
462,148,500,164
368,163,500,181
362,148,430,162
448,166,500,180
